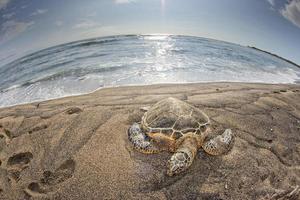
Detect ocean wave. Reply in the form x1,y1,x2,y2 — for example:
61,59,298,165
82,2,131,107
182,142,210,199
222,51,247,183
0,34,300,107
17,65,128,88
68,38,121,48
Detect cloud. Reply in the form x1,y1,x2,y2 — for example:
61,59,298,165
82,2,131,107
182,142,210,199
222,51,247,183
55,21,63,27
0,20,35,44
31,9,48,16
72,19,100,29
86,12,97,17
2,12,15,19
114,0,136,4
266,0,275,6
280,0,300,28
0,0,12,10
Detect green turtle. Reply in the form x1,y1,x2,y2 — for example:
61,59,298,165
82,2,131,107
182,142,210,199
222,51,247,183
128,97,234,176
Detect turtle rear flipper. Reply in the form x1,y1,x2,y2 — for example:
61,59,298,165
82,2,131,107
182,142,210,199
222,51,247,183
202,129,234,156
128,123,160,154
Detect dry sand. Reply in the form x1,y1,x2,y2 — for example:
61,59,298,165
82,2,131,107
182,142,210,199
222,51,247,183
0,82,299,200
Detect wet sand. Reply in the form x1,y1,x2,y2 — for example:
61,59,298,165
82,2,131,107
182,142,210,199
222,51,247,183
0,82,299,200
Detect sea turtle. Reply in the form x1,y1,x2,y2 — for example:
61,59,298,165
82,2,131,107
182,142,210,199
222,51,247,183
128,97,234,176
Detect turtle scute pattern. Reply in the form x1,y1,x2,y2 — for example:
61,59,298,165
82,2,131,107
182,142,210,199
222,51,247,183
141,98,210,139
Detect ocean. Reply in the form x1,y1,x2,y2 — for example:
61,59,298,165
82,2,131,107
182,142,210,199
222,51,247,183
1,35,300,107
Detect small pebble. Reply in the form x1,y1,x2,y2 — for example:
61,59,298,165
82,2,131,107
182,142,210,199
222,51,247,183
140,107,149,112
225,183,228,189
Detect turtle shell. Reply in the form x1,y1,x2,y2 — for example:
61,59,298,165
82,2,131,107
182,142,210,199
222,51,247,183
141,97,210,139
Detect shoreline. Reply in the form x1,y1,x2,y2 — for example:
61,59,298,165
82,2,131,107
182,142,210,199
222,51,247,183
1,81,299,109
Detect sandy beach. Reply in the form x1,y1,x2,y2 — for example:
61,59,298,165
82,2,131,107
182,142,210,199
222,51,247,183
0,82,300,200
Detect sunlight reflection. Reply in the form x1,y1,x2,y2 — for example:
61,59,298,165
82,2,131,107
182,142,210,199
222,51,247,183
152,35,174,72
143,35,170,41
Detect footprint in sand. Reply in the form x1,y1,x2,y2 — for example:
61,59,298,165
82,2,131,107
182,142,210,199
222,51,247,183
7,152,33,167
6,152,33,183
28,124,48,134
25,159,75,197
0,125,12,144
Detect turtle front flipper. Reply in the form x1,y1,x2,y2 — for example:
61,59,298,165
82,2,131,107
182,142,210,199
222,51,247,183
167,137,198,176
202,129,234,156
128,123,160,154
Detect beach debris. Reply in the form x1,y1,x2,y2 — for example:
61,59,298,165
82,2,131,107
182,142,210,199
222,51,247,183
65,107,83,115
140,106,150,112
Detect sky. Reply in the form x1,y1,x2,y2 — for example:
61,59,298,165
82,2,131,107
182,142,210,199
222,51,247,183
0,0,300,65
